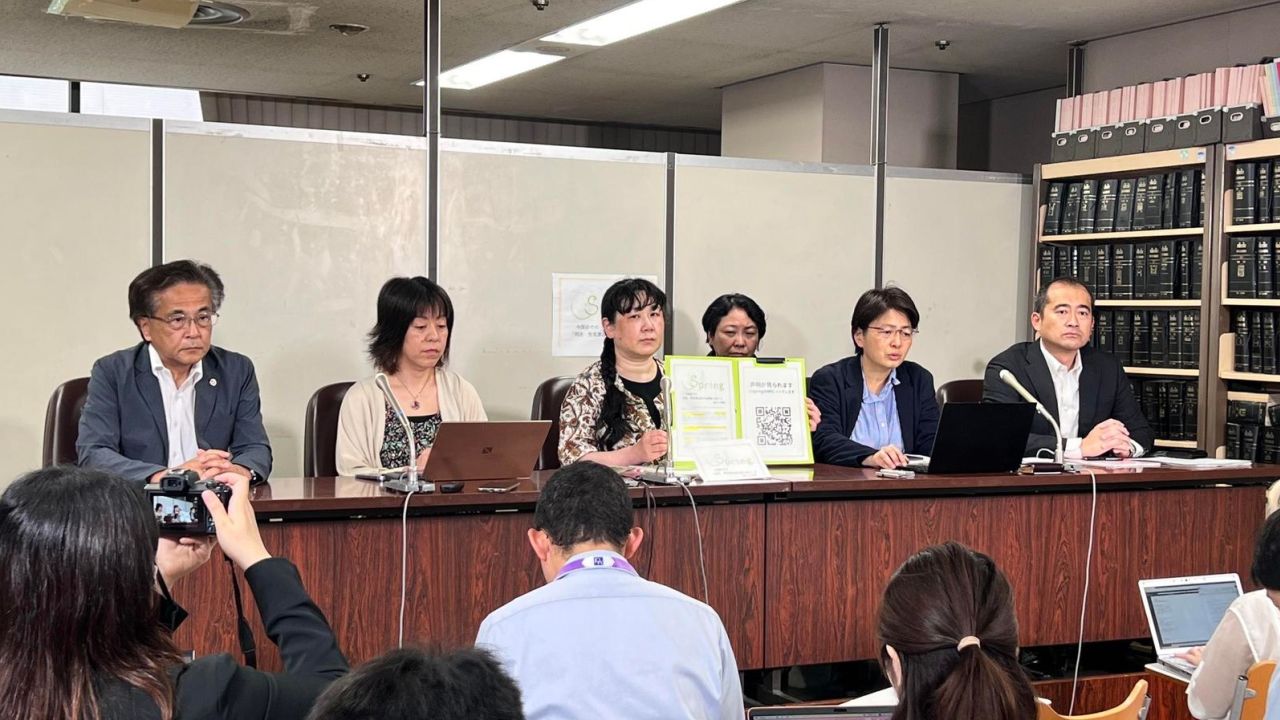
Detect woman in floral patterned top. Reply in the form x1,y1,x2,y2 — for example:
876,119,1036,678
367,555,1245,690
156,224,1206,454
558,278,669,467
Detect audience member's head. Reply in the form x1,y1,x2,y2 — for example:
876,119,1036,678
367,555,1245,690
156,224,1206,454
1253,509,1280,601
527,461,642,581
0,466,183,720
877,541,1036,720
307,646,523,720
702,293,766,357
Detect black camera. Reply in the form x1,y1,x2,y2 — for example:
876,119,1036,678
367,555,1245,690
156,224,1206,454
145,469,231,535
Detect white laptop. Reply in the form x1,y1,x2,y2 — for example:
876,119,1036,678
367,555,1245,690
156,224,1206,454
1138,573,1243,677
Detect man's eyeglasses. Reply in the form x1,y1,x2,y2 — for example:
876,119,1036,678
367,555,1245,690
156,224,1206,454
148,313,219,331
866,325,918,341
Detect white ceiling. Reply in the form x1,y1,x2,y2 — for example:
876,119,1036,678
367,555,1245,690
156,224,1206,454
0,0,1268,129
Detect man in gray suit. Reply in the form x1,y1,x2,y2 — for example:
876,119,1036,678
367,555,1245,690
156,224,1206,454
77,260,272,484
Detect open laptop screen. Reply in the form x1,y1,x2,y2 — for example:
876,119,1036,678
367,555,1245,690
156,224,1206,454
1143,580,1240,650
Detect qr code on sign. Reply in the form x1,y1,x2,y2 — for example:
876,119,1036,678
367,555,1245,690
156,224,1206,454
754,406,792,446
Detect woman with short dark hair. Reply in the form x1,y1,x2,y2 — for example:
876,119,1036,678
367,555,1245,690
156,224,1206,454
878,542,1037,720
701,292,821,431
808,286,939,468
0,466,347,720
337,277,486,477
558,278,669,467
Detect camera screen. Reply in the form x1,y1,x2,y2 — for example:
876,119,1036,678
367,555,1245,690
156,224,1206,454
153,496,199,527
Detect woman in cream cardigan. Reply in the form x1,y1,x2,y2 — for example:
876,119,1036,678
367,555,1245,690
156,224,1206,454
337,277,486,476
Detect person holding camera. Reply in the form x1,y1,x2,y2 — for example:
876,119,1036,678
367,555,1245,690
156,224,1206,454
0,466,348,720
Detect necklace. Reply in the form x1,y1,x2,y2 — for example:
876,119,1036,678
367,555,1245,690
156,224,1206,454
395,373,433,410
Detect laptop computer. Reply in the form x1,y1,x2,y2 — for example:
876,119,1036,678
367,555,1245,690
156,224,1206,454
902,402,1035,474
1138,573,1243,677
420,421,551,482
747,707,895,719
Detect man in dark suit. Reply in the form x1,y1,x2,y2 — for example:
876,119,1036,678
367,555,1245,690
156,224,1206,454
77,260,271,483
984,277,1153,458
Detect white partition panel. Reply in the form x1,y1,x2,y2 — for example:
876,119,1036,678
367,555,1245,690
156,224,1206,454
439,141,667,420
0,112,151,487
165,123,427,478
882,169,1033,387
671,157,876,371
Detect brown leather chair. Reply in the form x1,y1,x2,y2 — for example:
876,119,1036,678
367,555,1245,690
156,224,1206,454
304,381,355,477
530,376,575,471
43,377,91,467
936,378,984,406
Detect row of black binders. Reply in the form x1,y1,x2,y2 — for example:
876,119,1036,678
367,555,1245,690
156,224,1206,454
1227,237,1280,298
1042,171,1205,235
1093,309,1200,369
1232,310,1280,375
1225,397,1280,462
1038,239,1203,300
1133,379,1197,442
1231,160,1280,225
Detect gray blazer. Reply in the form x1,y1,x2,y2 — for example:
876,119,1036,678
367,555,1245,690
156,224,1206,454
77,343,272,482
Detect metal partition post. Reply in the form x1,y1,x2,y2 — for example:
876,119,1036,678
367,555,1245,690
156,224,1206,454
871,23,889,288
1068,43,1085,97
423,0,441,280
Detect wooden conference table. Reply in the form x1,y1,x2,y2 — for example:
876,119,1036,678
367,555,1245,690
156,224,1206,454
171,464,1278,675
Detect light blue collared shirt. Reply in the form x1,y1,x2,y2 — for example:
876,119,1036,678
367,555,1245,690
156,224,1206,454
851,368,904,450
476,550,743,720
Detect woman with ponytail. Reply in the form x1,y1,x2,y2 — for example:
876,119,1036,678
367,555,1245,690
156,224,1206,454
558,278,669,467
877,541,1037,720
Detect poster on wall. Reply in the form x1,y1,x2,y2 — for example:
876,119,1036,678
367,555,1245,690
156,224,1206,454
551,272,660,357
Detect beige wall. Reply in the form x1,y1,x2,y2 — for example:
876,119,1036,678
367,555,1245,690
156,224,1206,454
1083,4,1280,93
721,65,826,162
721,63,958,169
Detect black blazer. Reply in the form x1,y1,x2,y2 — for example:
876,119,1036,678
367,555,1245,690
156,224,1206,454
98,558,348,720
808,357,940,467
982,341,1155,456
77,342,273,482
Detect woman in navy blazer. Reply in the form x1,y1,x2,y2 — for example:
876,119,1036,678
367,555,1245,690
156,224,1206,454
808,287,939,468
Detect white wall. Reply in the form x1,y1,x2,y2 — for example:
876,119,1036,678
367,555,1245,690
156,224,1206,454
1083,4,1280,93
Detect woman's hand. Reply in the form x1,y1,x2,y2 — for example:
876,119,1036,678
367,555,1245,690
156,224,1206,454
202,472,272,572
805,398,821,432
155,535,216,587
629,430,669,464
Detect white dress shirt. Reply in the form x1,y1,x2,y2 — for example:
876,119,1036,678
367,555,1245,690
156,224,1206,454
148,344,203,468
1189,590,1280,719
476,550,743,720
1038,341,1143,459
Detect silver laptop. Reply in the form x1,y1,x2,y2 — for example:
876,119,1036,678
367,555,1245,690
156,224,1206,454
747,707,894,719
1138,573,1243,677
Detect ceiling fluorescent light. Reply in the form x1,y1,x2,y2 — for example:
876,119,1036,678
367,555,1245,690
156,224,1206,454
423,50,565,90
542,0,745,47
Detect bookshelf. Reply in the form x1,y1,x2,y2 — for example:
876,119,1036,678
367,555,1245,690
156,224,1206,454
1217,138,1280,458
1033,146,1217,453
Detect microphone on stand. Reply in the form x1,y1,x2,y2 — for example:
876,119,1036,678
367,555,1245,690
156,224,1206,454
998,368,1064,464
659,375,676,483
375,373,433,493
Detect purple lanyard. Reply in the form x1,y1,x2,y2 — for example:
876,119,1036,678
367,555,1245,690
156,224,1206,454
555,553,639,581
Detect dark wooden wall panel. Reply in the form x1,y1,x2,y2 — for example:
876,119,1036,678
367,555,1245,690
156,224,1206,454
763,486,1264,667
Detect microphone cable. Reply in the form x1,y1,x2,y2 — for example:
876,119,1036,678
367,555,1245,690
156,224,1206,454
1068,469,1098,715
677,480,710,604
641,481,656,577
398,489,416,648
